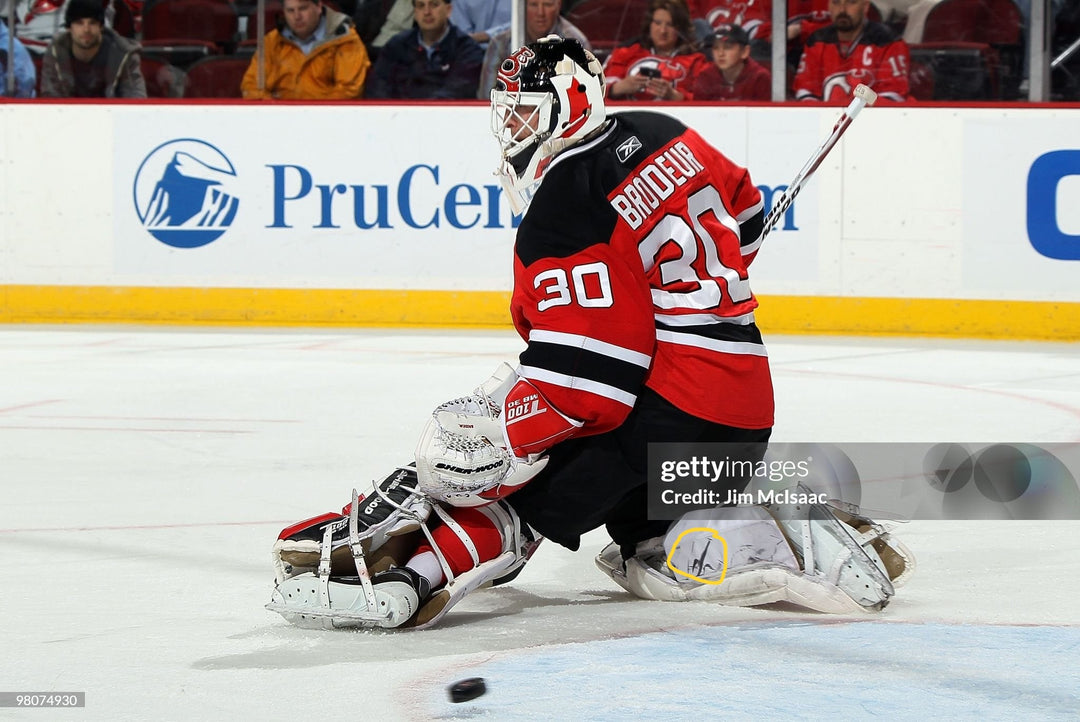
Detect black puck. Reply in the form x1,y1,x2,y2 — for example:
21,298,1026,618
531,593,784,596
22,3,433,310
448,677,487,703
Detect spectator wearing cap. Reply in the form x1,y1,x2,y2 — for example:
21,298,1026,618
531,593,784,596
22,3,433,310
40,0,146,97
689,24,770,101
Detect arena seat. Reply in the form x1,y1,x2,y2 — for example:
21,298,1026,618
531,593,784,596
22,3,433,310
140,54,187,97
183,54,251,98
141,0,240,67
920,0,1022,99
909,41,997,100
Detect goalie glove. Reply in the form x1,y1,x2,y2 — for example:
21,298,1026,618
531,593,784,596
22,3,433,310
415,363,580,507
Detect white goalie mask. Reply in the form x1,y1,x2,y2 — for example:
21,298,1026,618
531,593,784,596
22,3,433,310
491,35,607,214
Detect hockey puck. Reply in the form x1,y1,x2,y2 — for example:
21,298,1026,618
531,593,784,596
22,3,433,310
448,677,486,703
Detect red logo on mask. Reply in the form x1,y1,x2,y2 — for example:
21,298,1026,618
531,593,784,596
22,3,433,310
497,47,536,93
560,81,592,137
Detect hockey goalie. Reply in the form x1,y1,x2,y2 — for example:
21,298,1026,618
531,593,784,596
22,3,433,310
266,37,915,630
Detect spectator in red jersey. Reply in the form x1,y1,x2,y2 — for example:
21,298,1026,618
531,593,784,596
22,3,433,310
689,23,771,101
793,0,910,103
604,0,708,101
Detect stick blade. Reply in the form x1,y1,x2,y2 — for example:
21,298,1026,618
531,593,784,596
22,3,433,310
853,84,878,106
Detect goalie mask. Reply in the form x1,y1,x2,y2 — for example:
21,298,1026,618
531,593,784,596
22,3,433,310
491,35,607,214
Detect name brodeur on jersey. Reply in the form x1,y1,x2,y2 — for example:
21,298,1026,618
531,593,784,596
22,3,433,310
609,140,706,230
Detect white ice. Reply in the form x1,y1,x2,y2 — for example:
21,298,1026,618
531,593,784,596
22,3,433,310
1,326,1078,720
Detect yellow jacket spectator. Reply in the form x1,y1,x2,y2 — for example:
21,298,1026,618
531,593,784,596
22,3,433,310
242,0,371,100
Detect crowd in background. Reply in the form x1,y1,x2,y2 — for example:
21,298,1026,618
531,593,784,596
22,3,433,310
1,0,1077,101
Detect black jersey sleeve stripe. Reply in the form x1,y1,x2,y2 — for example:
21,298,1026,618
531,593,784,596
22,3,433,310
520,341,648,397
739,207,765,252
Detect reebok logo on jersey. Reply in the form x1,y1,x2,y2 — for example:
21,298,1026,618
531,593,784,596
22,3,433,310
616,136,643,164
609,141,705,230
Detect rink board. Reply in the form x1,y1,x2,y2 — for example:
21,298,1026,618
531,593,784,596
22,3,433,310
0,102,1077,338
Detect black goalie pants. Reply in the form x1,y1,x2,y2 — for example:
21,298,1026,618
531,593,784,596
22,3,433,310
505,387,772,554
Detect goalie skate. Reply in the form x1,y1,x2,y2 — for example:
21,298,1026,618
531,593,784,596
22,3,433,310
266,568,429,629
272,466,431,583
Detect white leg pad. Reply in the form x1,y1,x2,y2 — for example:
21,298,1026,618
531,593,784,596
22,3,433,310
596,545,880,614
595,497,905,613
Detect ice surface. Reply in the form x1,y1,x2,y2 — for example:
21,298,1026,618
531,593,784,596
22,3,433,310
1,327,1078,720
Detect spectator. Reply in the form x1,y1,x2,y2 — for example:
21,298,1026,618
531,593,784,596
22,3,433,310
690,23,770,101
793,0,910,103
476,0,591,99
603,0,707,101
0,19,36,98
367,0,484,99
451,0,512,45
242,0,370,100
40,0,146,98
354,0,416,61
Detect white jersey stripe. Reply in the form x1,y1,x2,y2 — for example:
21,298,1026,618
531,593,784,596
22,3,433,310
528,329,652,368
518,365,638,408
742,234,764,256
656,311,756,327
656,330,769,357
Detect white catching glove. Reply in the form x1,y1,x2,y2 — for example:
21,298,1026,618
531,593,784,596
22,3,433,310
414,363,549,507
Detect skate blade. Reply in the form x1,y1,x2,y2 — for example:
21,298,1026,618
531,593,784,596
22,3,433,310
265,601,394,629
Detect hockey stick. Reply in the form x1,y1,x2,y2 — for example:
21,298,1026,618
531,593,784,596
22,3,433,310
761,84,878,238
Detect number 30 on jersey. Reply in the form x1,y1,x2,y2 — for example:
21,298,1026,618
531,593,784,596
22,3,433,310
533,261,614,311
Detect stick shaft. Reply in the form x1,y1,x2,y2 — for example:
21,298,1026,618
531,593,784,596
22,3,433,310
760,86,876,238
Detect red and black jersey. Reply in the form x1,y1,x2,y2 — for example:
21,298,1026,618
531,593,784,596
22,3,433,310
794,21,911,104
510,111,774,436
602,43,709,101
689,57,771,101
